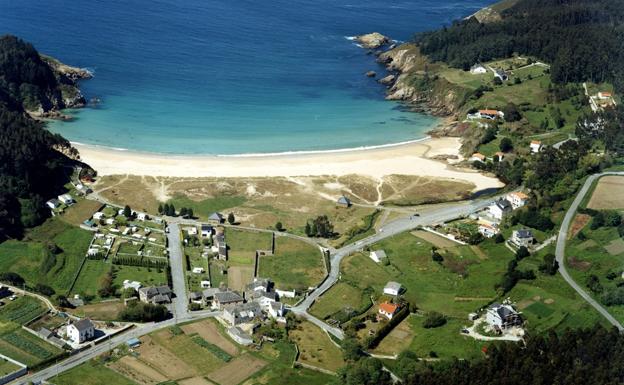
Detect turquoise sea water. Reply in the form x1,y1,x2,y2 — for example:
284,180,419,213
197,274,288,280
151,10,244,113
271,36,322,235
1,0,489,154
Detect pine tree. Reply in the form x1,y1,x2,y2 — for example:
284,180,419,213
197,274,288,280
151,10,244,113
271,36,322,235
187,208,194,218
123,205,132,218
227,212,235,225
157,203,163,214
304,222,311,237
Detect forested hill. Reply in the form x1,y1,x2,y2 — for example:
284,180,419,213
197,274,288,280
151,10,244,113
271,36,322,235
0,35,87,240
414,0,624,89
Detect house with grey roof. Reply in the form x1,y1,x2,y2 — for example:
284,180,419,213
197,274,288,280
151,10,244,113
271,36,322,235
511,229,534,248
213,290,244,309
383,281,402,296
489,198,512,220
222,302,263,326
337,195,352,207
208,212,224,223
227,326,253,345
369,250,387,263
486,303,522,330
493,68,508,82
138,285,172,304
214,233,227,260
67,319,95,344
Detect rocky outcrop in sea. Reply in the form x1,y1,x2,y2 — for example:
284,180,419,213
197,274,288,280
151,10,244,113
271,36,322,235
355,32,389,49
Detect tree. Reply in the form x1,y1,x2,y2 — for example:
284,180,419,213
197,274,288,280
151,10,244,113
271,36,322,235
538,253,558,275
123,205,132,218
337,357,392,385
423,312,447,328
163,203,170,216
342,337,362,362
34,283,55,296
503,103,522,122
499,137,513,152
97,268,115,297
516,246,530,260
157,203,163,214
0,272,24,286
304,222,312,237
119,302,169,322
187,208,194,219
168,204,176,216
55,295,72,308
227,212,236,225
275,221,283,231
179,207,188,218
494,233,505,243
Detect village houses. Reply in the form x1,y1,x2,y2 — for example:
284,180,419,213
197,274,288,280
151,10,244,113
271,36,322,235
67,319,95,344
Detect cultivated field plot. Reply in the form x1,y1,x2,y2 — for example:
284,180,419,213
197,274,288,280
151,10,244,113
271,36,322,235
587,176,624,209
0,328,62,367
289,321,345,373
180,319,239,356
71,301,125,321
258,237,325,291
56,361,138,385
207,354,267,385
411,230,458,248
228,266,254,292
370,316,414,356
226,228,272,259
0,358,19,376
108,356,167,385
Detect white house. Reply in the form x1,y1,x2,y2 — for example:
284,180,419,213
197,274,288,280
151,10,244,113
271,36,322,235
511,229,533,248
192,267,205,274
369,250,387,263
493,68,508,82
136,212,147,221
470,64,487,74
383,281,402,296
530,140,542,153
93,212,105,220
485,303,522,329
105,218,116,225
378,302,399,320
185,226,198,236
200,280,211,288
489,199,512,220
276,288,296,298
201,224,213,237
67,319,95,344
506,192,529,209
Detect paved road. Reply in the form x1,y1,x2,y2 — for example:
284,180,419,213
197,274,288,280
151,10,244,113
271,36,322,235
555,172,624,332
4,284,58,313
166,223,189,320
16,311,220,385
291,193,502,338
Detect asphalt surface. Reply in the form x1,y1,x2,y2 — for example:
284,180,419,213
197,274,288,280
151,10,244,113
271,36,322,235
555,172,624,331
166,223,190,320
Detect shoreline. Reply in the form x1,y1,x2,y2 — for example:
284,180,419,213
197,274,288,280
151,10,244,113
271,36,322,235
74,136,504,192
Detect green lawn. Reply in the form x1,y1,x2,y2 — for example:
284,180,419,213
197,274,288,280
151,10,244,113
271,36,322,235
258,237,325,291
71,261,168,299
310,282,370,320
226,228,272,263
0,358,19,376
167,194,247,220
406,317,485,360
0,218,92,294
54,360,138,385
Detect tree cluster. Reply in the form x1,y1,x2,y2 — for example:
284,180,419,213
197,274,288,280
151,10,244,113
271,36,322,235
304,215,335,238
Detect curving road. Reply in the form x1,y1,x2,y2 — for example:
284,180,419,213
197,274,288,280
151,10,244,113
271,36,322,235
555,171,624,331
291,193,504,338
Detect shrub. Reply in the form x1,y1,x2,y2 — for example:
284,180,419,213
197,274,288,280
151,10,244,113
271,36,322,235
119,302,169,322
494,233,505,243
423,312,447,329
0,272,25,286
538,253,558,275
34,284,55,296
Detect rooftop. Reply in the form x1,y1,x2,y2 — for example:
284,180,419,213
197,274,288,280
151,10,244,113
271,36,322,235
379,302,399,314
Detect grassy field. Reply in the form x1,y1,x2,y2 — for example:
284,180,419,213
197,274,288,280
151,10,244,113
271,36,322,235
58,199,103,226
0,218,92,294
168,194,248,219
226,228,272,262
587,176,624,209
289,321,345,373
55,360,138,385
309,282,370,320
71,261,168,299
258,237,325,291
0,358,19,376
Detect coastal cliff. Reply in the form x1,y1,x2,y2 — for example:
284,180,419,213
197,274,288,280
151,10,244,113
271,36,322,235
377,44,471,119
0,35,92,120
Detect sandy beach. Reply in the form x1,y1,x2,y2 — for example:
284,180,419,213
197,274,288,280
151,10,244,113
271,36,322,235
74,137,503,192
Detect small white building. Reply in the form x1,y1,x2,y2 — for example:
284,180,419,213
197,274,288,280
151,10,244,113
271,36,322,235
136,212,147,221
530,140,542,153
470,153,486,163
67,319,95,344
105,218,116,225
93,212,105,220
200,280,211,288
506,192,529,209
276,288,296,298
46,199,61,210
478,222,500,238
122,280,142,291
185,226,198,236
369,250,387,263
192,267,205,274
470,64,487,74
383,281,402,296
58,194,74,205
201,224,213,237
227,326,253,345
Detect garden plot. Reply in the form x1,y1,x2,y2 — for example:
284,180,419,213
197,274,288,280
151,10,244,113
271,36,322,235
587,176,624,209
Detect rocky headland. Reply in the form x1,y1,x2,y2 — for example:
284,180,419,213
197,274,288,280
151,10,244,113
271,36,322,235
27,55,93,120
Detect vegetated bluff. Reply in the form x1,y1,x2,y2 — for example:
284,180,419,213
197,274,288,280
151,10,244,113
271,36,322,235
0,35,90,240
